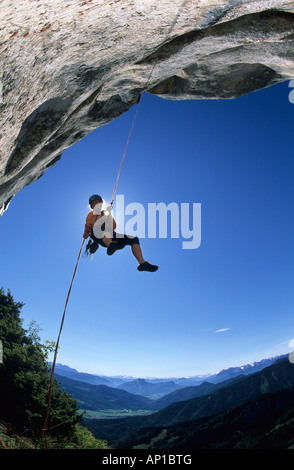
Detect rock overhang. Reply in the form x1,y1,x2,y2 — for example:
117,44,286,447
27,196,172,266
1,0,294,215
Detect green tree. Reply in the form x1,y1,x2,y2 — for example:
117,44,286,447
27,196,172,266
0,288,81,444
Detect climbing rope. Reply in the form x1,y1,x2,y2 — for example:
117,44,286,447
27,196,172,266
0,435,8,449
42,238,85,449
109,0,193,205
110,96,143,206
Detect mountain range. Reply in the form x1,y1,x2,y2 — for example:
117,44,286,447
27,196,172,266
53,354,285,397
53,355,289,412
110,378,181,399
54,374,153,411
52,364,133,387
54,373,242,414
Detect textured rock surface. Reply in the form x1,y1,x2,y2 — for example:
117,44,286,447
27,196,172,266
1,0,294,214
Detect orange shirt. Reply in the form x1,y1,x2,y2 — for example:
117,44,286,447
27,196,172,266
83,211,117,239
83,212,99,238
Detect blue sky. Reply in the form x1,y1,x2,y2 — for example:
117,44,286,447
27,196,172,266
1,81,294,378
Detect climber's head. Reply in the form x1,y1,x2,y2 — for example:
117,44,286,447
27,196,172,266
89,194,103,209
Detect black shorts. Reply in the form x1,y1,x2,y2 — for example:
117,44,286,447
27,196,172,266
92,231,139,248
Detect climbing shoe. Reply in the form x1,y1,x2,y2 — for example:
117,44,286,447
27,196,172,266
107,242,124,256
137,261,158,272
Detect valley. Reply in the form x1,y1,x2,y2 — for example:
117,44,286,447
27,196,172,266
53,355,294,449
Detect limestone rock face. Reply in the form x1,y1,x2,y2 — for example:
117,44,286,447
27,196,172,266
1,0,294,214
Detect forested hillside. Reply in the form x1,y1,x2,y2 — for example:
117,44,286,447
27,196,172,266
0,288,107,449
113,387,294,449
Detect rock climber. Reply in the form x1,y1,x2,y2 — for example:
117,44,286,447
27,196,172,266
83,194,158,272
